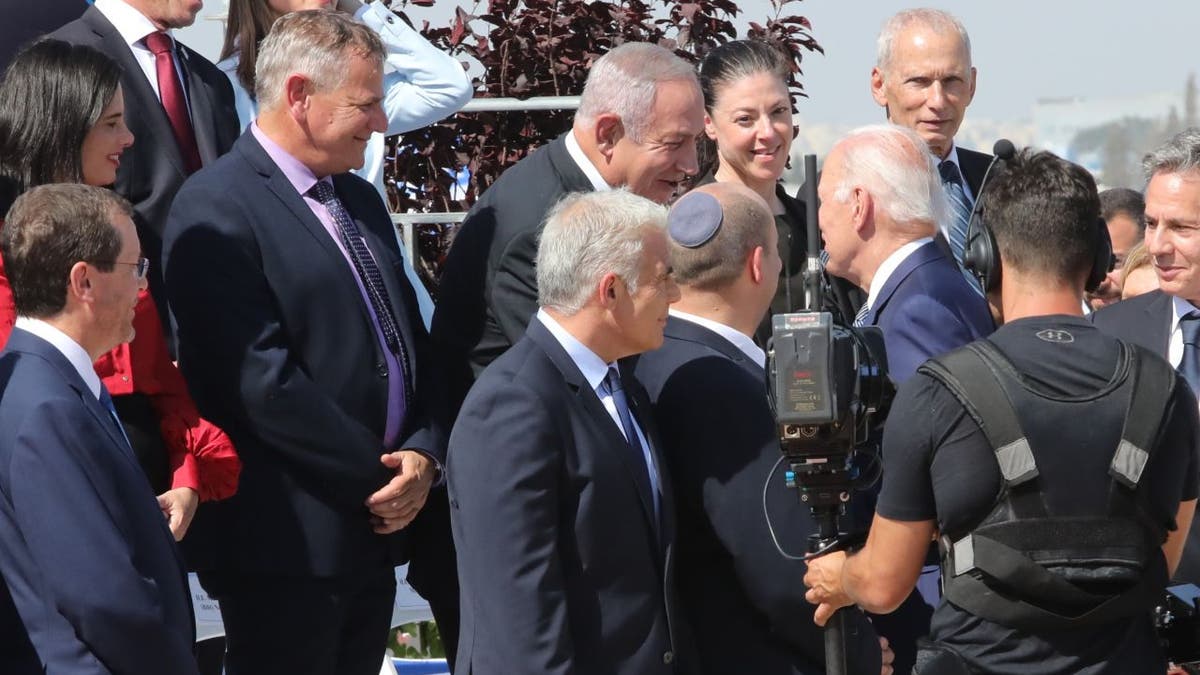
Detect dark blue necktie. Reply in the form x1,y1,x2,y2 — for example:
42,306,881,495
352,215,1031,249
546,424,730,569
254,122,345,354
1179,311,1200,396
601,366,659,518
308,181,411,392
98,386,134,456
938,161,985,296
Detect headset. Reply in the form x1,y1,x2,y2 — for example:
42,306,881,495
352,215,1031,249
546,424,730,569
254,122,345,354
962,140,1114,293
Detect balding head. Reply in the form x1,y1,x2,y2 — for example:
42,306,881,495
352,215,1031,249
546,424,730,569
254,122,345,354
669,182,775,292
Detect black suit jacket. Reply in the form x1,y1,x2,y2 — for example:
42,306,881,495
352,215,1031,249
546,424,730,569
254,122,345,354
448,318,684,674
163,131,442,577
0,329,195,674
52,6,240,319
431,133,591,423
634,316,882,675
1090,290,1200,582
0,0,88,71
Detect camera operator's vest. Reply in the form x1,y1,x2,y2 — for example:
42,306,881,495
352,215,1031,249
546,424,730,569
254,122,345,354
918,338,1176,631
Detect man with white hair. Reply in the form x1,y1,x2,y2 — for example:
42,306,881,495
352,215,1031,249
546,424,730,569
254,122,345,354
163,11,442,674
448,189,685,674
871,8,990,287
818,123,993,674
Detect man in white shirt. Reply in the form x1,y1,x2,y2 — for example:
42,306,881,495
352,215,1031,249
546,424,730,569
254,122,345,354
447,189,688,674
0,184,196,675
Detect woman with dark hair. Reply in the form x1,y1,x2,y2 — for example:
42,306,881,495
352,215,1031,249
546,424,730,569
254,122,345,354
697,39,807,342
0,39,240,539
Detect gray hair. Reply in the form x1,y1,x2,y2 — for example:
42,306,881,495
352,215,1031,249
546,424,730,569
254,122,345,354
537,189,668,315
1143,128,1200,181
832,124,947,231
876,8,972,73
575,42,698,142
255,10,385,111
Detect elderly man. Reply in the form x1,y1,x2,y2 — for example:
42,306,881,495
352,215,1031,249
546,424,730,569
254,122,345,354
1094,128,1200,584
449,189,685,674
1088,187,1147,309
0,185,196,675
871,8,989,287
163,12,441,675
634,183,890,675
809,148,1198,675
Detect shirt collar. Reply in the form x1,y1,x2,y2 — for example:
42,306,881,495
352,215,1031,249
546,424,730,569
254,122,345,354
13,317,102,399
536,308,613,393
1171,295,1200,333
94,0,169,49
866,237,934,310
669,309,765,368
565,129,612,192
251,122,322,196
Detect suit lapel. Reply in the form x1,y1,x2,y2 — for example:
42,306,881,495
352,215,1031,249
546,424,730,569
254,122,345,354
1147,290,1174,356
526,321,661,541
179,45,222,165
83,7,188,178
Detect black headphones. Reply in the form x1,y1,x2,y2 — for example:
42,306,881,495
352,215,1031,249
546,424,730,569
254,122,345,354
961,142,1114,293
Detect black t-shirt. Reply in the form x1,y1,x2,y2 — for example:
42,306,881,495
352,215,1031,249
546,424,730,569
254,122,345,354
877,315,1200,674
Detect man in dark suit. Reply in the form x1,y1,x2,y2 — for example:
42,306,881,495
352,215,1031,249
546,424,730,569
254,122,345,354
871,8,991,286
424,40,705,653
1093,127,1200,584
52,0,240,325
634,183,888,675
819,123,993,674
449,189,685,673
0,184,196,675
163,12,442,675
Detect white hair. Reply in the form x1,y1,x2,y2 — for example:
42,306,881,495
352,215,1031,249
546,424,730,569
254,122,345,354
537,189,668,315
255,10,385,111
575,42,698,142
876,8,972,73
832,124,947,231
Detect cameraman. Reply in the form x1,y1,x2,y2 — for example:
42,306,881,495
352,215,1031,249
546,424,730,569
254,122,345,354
804,149,1200,674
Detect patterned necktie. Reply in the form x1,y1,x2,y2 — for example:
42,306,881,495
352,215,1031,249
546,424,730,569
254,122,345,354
143,32,201,174
1179,311,1200,396
938,160,985,296
602,366,660,519
308,181,411,390
853,302,871,327
98,386,134,456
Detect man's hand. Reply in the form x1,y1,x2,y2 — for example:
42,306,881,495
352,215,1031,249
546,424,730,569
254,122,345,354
803,550,854,626
365,450,435,534
157,487,199,541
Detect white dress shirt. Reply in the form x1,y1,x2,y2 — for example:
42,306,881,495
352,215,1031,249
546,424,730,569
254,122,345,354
669,309,765,368
564,129,612,192
536,309,662,516
865,237,935,312
1168,295,1200,368
94,0,191,112
14,318,101,400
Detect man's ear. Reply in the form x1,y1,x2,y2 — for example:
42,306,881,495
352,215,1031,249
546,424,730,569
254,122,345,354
869,67,889,109
285,73,311,120
594,113,625,160
749,245,766,284
851,187,872,234
597,271,621,308
67,261,93,304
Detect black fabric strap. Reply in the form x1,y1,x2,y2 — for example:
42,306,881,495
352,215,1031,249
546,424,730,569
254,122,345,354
1111,341,1176,489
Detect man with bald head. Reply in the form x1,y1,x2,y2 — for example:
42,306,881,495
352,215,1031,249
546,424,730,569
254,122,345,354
871,8,988,285
634,183,890,675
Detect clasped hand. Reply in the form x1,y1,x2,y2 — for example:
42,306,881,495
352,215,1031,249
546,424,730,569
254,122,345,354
365,450,435,534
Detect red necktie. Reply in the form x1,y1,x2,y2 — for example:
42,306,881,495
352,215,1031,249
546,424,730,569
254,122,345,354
143,31,201,174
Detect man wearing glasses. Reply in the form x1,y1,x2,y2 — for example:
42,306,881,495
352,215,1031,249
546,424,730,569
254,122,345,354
0,184,198,674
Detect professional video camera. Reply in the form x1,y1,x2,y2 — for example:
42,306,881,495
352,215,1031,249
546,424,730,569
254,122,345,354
1156,584,1200,672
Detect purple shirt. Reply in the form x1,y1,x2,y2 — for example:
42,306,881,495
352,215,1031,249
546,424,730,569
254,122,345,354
251,123,406,448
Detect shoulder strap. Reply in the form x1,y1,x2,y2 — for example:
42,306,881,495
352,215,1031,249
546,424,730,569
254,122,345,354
1110,341,1176,489
918,341,1038,486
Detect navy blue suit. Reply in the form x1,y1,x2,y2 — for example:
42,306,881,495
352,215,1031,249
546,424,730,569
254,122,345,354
863,240,994,384
634,316,883,675
448,318,685,674
0,328,196,674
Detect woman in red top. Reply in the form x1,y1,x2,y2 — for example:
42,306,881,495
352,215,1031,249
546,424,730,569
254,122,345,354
0,39,240,539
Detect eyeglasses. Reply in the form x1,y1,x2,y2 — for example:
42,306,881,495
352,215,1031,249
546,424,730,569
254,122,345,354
95,257,150,280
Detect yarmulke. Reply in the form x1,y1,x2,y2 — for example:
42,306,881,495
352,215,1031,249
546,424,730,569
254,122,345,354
668,191,723,248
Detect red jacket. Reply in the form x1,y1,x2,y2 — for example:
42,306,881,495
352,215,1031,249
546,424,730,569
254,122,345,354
0,253,239,501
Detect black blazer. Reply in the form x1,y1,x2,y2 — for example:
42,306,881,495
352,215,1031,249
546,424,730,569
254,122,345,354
448,318,685,674
634,316,883,675
0,329,195,674
162,130,442,577
431,132,591,423
52,6,240,315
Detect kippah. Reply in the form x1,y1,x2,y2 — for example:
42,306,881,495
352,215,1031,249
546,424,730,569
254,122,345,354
668,191,723,248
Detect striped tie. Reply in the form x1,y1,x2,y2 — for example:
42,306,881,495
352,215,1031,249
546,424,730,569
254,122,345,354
853,302,871,327
938,161,984,295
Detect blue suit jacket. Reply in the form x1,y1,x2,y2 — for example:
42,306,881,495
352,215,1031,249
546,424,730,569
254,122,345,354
448,318,684,674
163,130,443,577
864,241,995,383
0,329,196,674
